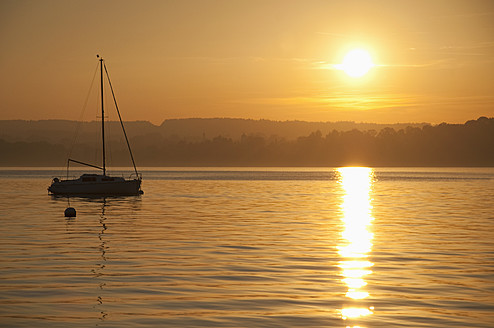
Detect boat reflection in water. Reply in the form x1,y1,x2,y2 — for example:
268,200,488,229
337,167,375,326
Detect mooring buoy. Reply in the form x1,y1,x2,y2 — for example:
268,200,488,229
64,207,76,217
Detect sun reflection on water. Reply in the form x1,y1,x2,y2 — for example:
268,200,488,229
337,167,375,324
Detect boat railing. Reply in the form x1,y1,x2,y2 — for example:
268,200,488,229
52,175,79,182
129,172,142,180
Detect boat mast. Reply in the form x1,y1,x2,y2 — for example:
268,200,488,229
98,55,106,176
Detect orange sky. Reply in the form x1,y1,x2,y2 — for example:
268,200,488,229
1,0,494,124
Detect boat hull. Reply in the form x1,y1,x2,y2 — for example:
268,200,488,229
48,176,142,196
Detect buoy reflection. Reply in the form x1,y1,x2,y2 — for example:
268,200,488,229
337,167,375,323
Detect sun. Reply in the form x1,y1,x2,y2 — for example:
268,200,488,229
337,49,374,78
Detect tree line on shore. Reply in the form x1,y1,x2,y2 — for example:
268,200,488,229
1,117,493,167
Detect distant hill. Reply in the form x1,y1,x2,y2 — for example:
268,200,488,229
0,120,158,144
0,118,428,144
159,118,428,141
1,117,492,167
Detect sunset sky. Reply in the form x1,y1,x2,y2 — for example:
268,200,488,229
1,0,494,124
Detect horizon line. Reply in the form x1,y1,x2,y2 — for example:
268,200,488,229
3,116,491,126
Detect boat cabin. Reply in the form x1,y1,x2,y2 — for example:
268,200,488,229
77,174,125,183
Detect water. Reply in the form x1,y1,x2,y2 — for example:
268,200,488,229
0,167,493,327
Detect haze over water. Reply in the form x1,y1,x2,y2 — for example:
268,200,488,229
0,167,493,327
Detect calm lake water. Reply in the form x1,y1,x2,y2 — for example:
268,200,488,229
0,167,493,327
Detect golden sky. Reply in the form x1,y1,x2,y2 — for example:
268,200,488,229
1,0,494,124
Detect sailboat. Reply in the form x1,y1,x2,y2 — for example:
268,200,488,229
48,56,143,196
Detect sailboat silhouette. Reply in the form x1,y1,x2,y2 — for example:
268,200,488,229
48,56,143,196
